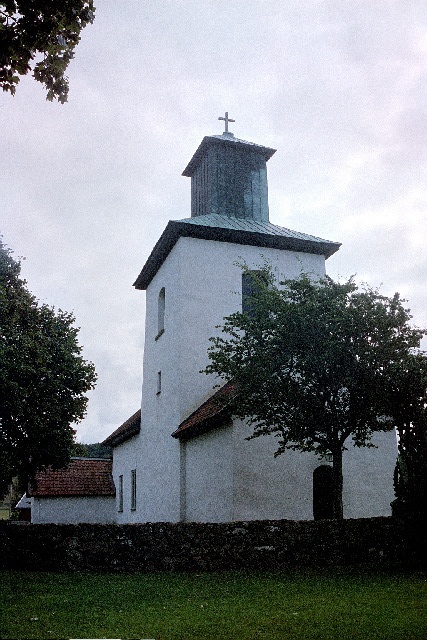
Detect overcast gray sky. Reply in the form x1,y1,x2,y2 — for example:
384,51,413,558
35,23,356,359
2,1,426,443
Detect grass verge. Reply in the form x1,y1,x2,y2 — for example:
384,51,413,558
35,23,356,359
1,567,426,639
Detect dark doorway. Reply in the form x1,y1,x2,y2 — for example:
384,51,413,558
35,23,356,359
313,465,334,520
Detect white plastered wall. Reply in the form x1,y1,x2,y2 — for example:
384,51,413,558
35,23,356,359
112,434,140,523
232,418,317,521
234,420,397,521
183,419,397,522
183,424,234,523
341,430,397,518
31,496,116,524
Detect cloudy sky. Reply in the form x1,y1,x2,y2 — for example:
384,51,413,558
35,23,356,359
2,1,426,443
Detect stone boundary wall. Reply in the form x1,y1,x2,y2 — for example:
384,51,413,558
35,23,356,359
0,516,425,573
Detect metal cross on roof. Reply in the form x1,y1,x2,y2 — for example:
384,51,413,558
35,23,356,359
218,111,235,133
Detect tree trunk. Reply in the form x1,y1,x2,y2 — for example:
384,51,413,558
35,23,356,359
332,447,344,520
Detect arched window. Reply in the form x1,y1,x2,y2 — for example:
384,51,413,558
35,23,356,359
313,465,334,520
156,287,165,339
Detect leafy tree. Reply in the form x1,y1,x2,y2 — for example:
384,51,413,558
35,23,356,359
205,267,426,519
0,1,95,103
0,239,97,495
391,353,427,514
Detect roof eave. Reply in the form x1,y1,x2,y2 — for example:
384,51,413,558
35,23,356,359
171,407,232,441
102,410,142,448
133,221,341,290
30,490,116,498
182,135,276,177
103,424,140,448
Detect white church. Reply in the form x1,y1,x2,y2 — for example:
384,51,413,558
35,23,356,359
104,118,397,524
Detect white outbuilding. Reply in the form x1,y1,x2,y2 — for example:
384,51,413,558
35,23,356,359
29,458,116,524
105,123,397,523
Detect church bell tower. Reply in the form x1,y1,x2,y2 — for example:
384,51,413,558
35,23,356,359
182,115,276,222
122,116,340,524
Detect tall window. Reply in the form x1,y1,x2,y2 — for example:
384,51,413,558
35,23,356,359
156,370,162,395
242,270,266,316
118,475,123,512
131,469,137,511
156,287,165,339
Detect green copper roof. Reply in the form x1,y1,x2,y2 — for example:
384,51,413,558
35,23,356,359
179,213,333,243
182,134,276,177
133,214,341,290
183,133,276,222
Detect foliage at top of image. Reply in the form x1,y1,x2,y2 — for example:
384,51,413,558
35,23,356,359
0,238,97,496
205,265,427,519
0,0,95,102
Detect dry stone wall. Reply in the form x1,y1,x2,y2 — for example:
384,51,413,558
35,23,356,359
0,516,425,573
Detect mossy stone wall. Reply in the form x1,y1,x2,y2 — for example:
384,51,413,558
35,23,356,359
0,516,425,573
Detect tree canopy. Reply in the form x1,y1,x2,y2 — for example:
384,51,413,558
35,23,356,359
72,441,112,459
205,267,427,519
0,240,97,495
391,352,427,514
0,1,95,103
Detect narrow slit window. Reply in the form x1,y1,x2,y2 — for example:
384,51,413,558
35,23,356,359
156,371,162,395
156,287,165,339
118,475,123,512
131,469,136,511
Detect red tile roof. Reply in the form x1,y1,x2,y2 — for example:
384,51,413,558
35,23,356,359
172,381,238,440
103,409,141,448
29,458,115,497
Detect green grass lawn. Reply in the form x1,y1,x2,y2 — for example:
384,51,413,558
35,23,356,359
1,568,426,639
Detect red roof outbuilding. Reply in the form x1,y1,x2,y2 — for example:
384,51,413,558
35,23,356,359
29,458,115,497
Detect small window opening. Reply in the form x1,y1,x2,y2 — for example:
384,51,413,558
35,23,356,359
156,371,162,395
